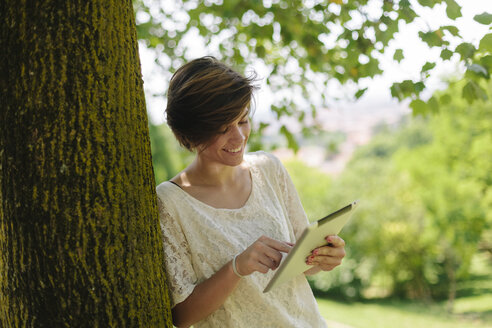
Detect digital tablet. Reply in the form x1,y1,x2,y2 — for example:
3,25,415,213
263,200,358,293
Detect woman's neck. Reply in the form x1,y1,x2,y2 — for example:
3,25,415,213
184,156,245,188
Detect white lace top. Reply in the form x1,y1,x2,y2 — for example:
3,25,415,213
156,151,327,328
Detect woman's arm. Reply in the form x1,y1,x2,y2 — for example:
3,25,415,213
172,260,240,327
172,235,292,328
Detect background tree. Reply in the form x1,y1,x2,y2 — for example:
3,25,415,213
300,80,491,308
0,1,173,326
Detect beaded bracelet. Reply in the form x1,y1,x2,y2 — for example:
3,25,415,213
232,254,244,278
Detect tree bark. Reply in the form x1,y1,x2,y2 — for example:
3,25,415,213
0,1,173,326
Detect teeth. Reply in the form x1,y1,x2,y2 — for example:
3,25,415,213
225,146,242,153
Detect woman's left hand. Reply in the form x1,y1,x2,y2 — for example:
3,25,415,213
306,235,346,272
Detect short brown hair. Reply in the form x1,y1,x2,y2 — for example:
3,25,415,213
165,56,257,150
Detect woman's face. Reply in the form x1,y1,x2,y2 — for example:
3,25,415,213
198,109,251,167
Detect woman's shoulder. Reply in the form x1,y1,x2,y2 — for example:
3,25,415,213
156,180,182,207
156,181,190,221
245,150,282,169
245,151,286,184
156,180,175,196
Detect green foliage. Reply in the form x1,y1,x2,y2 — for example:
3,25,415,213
421,62,437,73
455,42,476,60
393,49,404,63
440,48,454,61
391,80,425,101
462,81,488,104
467,64,489,79
134,0,492,140
280,126,299,153
354,87,368,99
479,33,492,53
148,123,190,184
444,0,462,20
247,121,270,152
295,81,492,302
419,30,448,48
474,12,492,25
283,160,332,222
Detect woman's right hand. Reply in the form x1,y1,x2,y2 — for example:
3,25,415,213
234,235,293,276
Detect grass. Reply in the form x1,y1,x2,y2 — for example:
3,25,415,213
317,251,492,327
317,295,492,328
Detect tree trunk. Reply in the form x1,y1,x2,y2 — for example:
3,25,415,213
445,256,457,314
0,1,173,326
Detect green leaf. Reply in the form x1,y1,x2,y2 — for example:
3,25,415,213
445,0,462,20
280,125,299,152
421,62,436,73
480,55,492,70
473,12,492,25
414,81,425,93
256,44,266,58
419,31,446,47
440,49,453,60
441,25,460,37
479,33,492,52
409,96,439,116
462,81,488,104
391,80,425,101
355,87,368,99
271,105,287,118
440,94,452,105
399,1,418,23
428,96,440,113
409,99,428,116
418,0,432,7
399,0,411,8
258,122,269,131
455,42,476,60
298,111,305,122
467,64,489,79
418,0,446,8
393,49,404,63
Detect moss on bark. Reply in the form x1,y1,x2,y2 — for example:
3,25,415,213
0,1,173,326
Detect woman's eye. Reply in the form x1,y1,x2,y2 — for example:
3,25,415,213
220,127,230,134
239,120,248,125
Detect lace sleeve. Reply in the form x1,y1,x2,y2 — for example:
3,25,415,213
271,154,309,240
157,196,197,308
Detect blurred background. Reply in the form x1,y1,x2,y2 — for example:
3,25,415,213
134,0,492,326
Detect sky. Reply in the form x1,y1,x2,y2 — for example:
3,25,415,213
139,0,492,126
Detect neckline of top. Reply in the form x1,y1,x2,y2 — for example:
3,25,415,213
166,164,257,211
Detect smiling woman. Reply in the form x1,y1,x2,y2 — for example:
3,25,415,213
156,56,347,328
199,108,251,168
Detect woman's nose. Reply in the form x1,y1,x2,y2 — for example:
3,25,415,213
229,124,245,140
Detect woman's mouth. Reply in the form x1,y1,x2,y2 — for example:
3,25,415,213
224,146,242,153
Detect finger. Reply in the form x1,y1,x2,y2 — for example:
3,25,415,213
259,244,284,268
240,252,271,274
325,235,345,247
311,246,346,258
308,256,342,268
259,235,292,253
258,254,279,270
255,261,272,274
